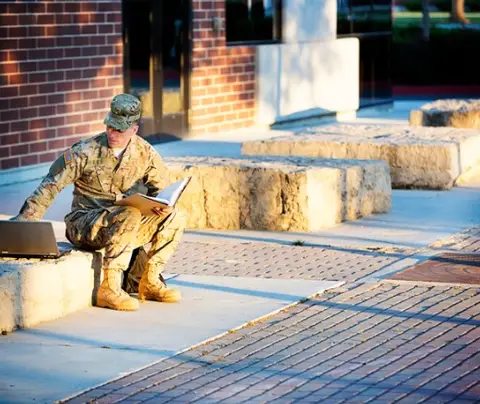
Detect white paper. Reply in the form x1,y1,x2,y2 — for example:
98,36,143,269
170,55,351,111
144,177,191,207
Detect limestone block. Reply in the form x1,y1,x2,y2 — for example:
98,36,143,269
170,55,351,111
0,265,18,332
410,99,480,129
163,156,391,232
0,249,99,333
241,124,480,190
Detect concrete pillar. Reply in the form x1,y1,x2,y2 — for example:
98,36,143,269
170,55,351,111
283,0,337,43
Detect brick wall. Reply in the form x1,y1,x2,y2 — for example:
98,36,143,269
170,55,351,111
190,0,256,134
0,0,123,170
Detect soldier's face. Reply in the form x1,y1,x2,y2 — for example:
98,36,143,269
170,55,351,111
106,125,138,148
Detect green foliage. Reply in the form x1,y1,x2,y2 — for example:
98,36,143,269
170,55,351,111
393,11,480,29
399,0,480,12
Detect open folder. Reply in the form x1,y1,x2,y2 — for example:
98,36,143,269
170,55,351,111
115,177,191,216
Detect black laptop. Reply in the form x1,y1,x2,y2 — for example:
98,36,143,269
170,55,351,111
0,220,62,258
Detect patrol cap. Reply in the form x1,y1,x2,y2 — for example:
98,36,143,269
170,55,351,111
104,93,141,131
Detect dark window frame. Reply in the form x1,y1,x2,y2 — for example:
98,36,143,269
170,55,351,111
225,0,283,45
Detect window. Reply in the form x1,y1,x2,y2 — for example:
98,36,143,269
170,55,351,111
337,0,392,35
226,0,282,43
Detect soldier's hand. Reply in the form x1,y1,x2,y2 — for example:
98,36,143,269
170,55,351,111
152,206,173,216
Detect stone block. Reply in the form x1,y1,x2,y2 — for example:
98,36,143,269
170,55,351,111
163,156,391,232
0,249,100,333
410,99,480,129
241,124,480,190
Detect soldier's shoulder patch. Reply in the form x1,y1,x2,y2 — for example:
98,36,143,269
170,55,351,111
49,152,69,176
63,150,74,165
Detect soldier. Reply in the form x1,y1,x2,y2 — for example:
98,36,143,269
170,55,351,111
11,93,186,311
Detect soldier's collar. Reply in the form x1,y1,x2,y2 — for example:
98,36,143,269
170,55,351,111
111,135,138,162
123,135,140,160
99,133,110,157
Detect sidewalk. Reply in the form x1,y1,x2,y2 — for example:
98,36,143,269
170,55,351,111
63,229,480,404
1,101,479,403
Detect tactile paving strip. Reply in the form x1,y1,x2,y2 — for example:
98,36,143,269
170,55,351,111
388,252,480,285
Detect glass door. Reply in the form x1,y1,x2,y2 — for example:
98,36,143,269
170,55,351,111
123,0,190,141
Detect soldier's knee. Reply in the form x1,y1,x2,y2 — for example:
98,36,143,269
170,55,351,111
113,206,142,230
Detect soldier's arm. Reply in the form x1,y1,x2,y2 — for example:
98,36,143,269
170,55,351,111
143,148,171,196
12,149,83,220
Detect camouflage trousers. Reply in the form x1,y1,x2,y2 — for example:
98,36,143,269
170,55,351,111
65,206,186,293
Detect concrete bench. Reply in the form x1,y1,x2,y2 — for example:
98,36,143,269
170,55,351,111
410,99,480,129
0,245,100,333
241,124,480,190
165,156,392,232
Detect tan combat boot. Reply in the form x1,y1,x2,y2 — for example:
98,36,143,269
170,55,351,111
97,268,139,311
138,264,181,303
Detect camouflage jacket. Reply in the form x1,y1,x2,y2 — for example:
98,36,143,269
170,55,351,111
15,133,170,221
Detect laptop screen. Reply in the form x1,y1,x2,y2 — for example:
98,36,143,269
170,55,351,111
0,220,60,258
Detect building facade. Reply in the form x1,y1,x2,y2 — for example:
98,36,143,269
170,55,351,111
0,1,124,171
0,0,392,172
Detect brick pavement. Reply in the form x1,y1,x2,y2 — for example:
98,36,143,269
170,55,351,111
165,242,410,283
64,230,480,404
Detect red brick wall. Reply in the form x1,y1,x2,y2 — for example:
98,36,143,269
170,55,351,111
0,0,123,170
190,0,256,134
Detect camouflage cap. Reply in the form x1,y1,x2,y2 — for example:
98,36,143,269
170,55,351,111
104,93,142,131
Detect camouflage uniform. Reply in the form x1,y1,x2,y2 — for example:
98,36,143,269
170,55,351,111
13,94,185,309
15,129,185,269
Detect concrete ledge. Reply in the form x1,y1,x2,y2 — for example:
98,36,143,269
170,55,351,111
241,124,480,190
410,99,480,129
165,156,392,232
0,247,100,333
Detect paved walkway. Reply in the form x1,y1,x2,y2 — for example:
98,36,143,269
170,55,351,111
64,230,480,404
165,241,407,282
